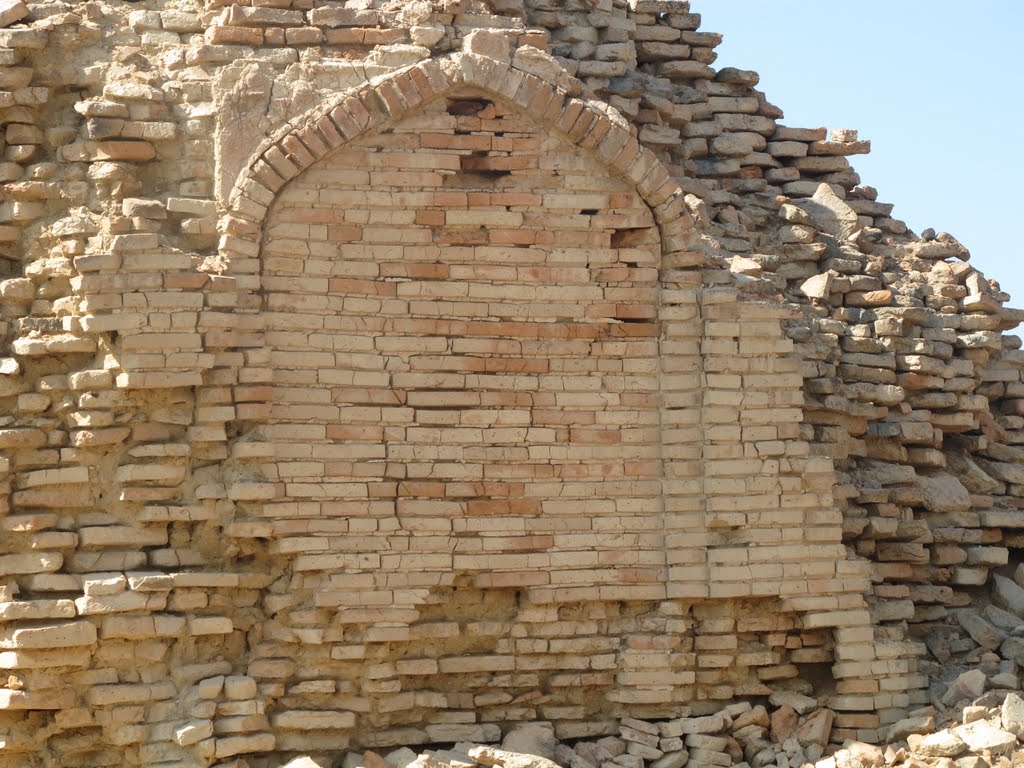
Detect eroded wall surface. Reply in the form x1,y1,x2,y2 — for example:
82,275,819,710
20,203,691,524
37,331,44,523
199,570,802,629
0,0,1019,766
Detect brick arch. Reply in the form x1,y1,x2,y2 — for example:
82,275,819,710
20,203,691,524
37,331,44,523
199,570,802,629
217,50,699,275
208,47,723,746
215,46,710,591
171,44,883,754
213,43,717,580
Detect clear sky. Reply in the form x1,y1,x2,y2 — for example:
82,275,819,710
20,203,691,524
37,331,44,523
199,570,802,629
693,1,1024,307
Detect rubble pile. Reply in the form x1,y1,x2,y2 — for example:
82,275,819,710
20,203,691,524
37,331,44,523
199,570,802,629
918,565,1024,707
276,698,1024,768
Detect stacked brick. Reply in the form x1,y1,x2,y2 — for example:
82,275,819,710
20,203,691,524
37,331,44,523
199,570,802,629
0,1,1019,767
214,45,866,756
281,695,1024,768
0,0,43,252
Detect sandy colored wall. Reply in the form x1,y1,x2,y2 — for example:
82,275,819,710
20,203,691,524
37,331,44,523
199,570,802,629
0,1,1020,765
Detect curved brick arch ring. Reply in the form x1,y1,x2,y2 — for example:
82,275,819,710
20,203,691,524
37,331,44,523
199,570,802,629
213,45,714,615
218,50,700,273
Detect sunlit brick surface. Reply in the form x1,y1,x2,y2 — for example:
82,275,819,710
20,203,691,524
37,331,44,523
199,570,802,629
260,96,667,602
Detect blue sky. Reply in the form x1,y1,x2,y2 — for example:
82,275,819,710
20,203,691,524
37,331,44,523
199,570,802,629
694,1,1024,306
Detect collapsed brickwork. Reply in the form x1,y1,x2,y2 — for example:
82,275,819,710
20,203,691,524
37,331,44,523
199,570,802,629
0,0,1021,766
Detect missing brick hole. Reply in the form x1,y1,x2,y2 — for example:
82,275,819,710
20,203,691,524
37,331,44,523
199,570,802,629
611,227,648,248
794,661,836,698
580,209,598,215
447,98,491,116
447,170,510,188
456,151,512,186
459,151,513,176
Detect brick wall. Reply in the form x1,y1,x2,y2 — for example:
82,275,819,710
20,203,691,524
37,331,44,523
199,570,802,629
0,1,1019,765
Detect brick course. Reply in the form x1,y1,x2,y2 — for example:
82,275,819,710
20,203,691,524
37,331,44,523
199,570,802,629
0,1,1018,765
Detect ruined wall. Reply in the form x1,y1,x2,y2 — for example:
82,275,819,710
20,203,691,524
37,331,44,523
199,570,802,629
0,0,1020,766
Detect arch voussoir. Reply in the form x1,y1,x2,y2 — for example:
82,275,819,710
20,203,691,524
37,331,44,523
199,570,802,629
578,111,612,152
223,47,701,277
290,121,331,158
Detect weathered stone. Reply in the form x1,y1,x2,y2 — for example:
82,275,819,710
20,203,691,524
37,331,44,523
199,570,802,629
0,0,28,28
214,733,276,758
663,714,728,737
0,689,75,710
650,751,689,768
768,691,818,716
955,610,1007,651
470,746,562,768
797,183,859,239
502,723,558,760
990,671,1019,690
942,669,987,706
918,472,972,514
462,29,511,62
385,748,420,768
0,620,97,649
175,720,214,747
800,272,833,300
953,722,1017,754
993,575,1024,617
946,454,1002,494
770,706,798,744
794,709,832,748
885,716,934,742
1000,691,1024,737
911,730,966,758
838,742,884,768
362,750,393,768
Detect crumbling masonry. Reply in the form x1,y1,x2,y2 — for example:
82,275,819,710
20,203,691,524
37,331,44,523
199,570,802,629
0,0,1021,766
